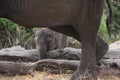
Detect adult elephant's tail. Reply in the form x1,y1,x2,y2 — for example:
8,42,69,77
106,0,113,37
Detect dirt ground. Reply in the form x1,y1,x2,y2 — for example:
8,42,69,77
0,71,70,80
0,69,119,80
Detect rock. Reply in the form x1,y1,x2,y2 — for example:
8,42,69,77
0,61,36,76
104,41,120,59
0,46,40,62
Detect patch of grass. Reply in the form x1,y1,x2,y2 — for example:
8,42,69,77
0,68,120,80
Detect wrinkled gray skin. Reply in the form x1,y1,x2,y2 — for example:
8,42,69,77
35,28,67,59
0,0,109,80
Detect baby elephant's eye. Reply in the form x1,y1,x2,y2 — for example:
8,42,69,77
48,34,53,38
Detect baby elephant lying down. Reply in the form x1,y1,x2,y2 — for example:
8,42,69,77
35,28,67,59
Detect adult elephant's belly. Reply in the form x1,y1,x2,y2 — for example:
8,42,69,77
3,0,78,27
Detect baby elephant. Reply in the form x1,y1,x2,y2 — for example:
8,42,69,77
35,28,67,59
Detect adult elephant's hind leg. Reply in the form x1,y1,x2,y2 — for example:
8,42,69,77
96,35,108,60
50,26,108,61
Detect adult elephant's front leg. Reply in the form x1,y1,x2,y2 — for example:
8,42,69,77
71,32,98,80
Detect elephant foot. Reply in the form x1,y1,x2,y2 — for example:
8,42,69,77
71,68,100,80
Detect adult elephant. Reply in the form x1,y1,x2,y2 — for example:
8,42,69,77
0,0,112,80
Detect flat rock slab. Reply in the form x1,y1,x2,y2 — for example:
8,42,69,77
0,47,81,61
0,41,120,71
104,49,120,59
0,44,120,60
0,61,36,76
0,46,40,62
0,59,79,75
104,41,120,59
